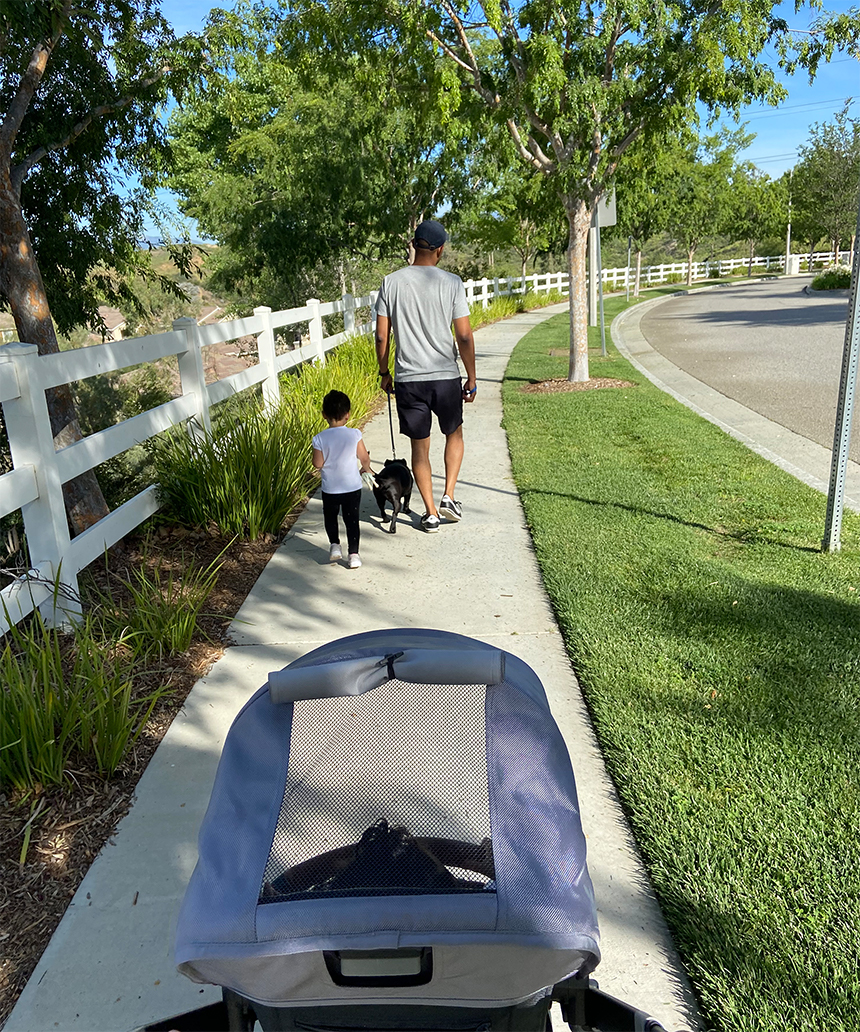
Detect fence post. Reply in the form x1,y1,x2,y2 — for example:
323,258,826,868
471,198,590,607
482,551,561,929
254,306,280,417
173,316,211,439
307,298,325,366
0,343,79,624
465,280,475,306
343,293,356,334
480,279,489,309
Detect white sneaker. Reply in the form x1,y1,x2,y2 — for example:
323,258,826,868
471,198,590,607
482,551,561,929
347,553,362,569
439,496,462,521
329,543,343,563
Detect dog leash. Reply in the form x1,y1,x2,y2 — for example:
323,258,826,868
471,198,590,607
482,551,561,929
366,392,398,474
387,391,397,460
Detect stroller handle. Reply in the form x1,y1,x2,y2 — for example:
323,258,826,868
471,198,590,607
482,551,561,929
269,649,507,703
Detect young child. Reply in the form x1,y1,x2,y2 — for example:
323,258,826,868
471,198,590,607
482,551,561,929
312,390,372,569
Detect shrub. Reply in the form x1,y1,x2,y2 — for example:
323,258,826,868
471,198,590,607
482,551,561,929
151,335,379,539
470,288,566,330
811,267,852,290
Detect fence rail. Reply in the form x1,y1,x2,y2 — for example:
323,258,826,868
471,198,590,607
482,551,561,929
0,249,849,634
0,293,379,633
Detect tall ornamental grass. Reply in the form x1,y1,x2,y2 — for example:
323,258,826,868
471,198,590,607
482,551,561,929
0,611,163,789
151,335,379,539
88,540,226,660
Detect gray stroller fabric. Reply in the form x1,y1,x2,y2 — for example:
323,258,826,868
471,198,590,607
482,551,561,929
175,628,600,1008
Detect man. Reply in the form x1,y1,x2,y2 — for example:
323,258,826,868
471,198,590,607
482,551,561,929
375,219,477,533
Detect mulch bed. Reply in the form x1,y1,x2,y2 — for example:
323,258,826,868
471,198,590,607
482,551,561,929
520,376,635,393
0,524,287,1028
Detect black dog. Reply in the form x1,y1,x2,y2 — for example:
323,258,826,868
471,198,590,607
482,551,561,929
372,458,413,533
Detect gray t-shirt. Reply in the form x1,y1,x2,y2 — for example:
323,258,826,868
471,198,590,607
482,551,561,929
375,265,470,382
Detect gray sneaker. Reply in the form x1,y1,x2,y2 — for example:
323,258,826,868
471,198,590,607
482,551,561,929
421,513,441,533
329,543,343,563
439,496,462,522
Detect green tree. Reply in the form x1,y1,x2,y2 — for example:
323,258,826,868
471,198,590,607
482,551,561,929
791,104,860,265
789,166,827,269
727,168,787,275
293,0,836,381
665,132,749,286
611,140,676,296
458,151,560,282
168,5,477,309
0,1,200,533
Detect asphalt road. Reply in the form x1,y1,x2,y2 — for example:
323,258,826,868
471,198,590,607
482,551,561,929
638,276,859,462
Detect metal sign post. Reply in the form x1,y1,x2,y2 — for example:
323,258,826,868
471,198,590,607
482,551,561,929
591,190,617,357
822,193,860,552
626,235,632,302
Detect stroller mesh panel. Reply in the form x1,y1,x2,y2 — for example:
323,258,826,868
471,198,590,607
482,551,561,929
260,679,494,903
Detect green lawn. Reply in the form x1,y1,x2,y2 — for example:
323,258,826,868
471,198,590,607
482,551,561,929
502,292,860,1032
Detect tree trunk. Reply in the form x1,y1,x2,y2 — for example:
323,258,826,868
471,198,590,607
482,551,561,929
563,197,590,383
0,174,109,535
748,239,754,277
686,246,695,287
634,250,642,297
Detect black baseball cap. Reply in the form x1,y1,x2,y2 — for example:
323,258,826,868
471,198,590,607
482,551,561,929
413,219,448,249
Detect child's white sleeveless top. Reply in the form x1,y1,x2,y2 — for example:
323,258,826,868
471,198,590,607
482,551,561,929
312,426,362,494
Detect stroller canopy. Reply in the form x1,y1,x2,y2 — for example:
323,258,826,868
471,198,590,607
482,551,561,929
175,629,600,1008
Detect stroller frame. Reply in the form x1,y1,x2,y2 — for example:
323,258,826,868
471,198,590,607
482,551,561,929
139,977,668,1032
154,629,672,1032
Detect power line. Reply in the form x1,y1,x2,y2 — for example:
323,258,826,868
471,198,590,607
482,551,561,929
741,97,852,120
748,152,800,164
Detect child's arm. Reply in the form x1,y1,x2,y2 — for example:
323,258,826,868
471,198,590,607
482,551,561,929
312,447,324,470
356,439,371,474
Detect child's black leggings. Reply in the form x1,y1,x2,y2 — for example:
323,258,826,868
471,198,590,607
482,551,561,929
322,488,361,554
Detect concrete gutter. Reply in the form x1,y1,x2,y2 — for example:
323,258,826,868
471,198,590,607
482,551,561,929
611,292,860,512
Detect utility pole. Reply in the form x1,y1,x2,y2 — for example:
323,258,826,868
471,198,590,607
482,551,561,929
784,169,793,273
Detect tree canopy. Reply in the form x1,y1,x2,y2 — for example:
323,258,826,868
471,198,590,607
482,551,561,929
168,5,479,308
285,0,839,381
0,0,201,531
792,103,860,261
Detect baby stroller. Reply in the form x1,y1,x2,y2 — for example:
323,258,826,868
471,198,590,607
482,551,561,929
147,629,668,1032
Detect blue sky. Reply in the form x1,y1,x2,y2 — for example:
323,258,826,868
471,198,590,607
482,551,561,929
718,0,860,175
154,1,859,237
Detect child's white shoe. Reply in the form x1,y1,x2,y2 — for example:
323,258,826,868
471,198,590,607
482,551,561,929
347,553,362,569
329,543,343,563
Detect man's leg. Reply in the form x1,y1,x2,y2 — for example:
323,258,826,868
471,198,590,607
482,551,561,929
410,436,437,516
442,425,464,501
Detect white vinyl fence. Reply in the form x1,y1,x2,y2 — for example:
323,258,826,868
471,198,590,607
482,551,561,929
0,248,848,634
0,293,377,634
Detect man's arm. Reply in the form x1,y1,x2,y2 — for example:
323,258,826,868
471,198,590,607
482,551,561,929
453,315,477,402
375,314,393,393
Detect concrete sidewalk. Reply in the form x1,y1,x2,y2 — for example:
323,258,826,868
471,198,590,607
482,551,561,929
5,304,699,1032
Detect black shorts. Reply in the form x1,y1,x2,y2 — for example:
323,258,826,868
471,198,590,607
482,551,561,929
394,378,463,439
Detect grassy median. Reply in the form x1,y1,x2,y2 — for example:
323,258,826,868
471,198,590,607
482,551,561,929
502,292,860,1032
